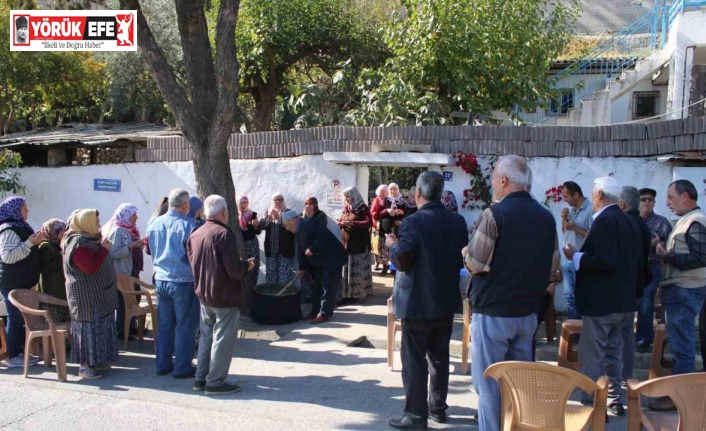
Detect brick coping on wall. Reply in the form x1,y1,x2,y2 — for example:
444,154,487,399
136,117,706,162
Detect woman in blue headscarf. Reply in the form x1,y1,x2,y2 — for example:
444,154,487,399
0,196,45,368
187,196,204,228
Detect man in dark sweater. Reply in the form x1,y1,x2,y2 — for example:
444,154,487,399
464,156,559,431
187,195,254,396
564,176,641,416
386,171,468,430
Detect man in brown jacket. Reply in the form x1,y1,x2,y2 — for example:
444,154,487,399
187,195,254,396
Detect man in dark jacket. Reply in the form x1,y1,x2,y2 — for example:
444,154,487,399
564,176,641,416
465,156,559,431
187,195,254,396
385,171,468,430
282,209,347,324
618,185,652,383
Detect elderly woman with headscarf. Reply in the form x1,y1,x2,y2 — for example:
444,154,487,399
260,192,295,285
0,196,45,368
38,218,68,300
62,209,119,379
406,186,418,216
370,185,388,272
103,203,144,339
379,183,408,275
188,196,205,228
238,195,261,288
338,187,374,303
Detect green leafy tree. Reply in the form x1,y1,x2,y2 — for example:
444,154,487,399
341,0,580,126
234,0,388,131
0,150,25,196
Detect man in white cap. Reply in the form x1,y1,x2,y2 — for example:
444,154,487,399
563,175,641,417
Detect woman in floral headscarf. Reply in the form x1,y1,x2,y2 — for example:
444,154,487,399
260,192,295,284
380,183,407,275
338,187,373,302
63,209,119,379
442,190,459,213
38,218,68,300
0,196,45,368
103,203,143,339
238,195,261,289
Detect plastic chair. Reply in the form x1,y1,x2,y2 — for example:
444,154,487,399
386,297,401,370
485,361,608,431
0,317,8,362
558,319,582,372
544,283,557,342
460,298,471,374
116,274,157,349
649,323,673,380
627,373,706,431
8,289,70,381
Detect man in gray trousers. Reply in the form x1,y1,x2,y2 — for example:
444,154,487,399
187,195,254,395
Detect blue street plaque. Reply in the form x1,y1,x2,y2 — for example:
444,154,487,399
443,171,453,181
93,178,121,192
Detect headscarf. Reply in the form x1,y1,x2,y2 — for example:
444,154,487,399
238,195,253,231
0,196,33,233
270,192,285,212
442,190,458,213
375,185,388,197
407,186,417,209
68,209,100,238
387,183,405,207
188,196,203,220
102,203,140,241
343,187,366,211
66,209,81,228
40,218,67,246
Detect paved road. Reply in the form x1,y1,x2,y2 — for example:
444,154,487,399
0,275,630,430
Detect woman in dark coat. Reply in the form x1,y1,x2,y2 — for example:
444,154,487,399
38,218,67,300
261,192,295,284
238,195,262,288
338,187,373,302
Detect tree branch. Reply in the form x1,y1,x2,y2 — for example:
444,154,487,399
119,0,194,134
175,0,218,135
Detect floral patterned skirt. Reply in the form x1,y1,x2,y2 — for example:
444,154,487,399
244,238,261,288
341,252,374,299
71,308,119,366
266,255,294,285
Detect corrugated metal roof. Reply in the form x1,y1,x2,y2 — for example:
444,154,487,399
0,122,181,148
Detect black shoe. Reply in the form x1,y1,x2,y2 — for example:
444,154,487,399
648,396,676,411
205,383,241,396
381,266,389,276
156,366,174,376
607,402,625,416
173,367,197,379
428,410,447,424
192,380,206,391
388,414,427,430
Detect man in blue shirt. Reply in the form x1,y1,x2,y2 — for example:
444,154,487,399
147,188,199,378
560,181,593,320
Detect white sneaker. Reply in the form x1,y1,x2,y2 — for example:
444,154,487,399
7,354,39,368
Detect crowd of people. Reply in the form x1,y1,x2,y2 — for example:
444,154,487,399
2,156,703,427
386,156,706,431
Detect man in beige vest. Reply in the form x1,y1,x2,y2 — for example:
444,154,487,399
653,179,706,410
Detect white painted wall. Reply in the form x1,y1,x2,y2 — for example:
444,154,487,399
14,155,358,283
667,10,706,120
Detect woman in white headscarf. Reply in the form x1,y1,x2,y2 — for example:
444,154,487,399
260,192,295,284
338,187,374,302
370,185,388,272
379,183,407,275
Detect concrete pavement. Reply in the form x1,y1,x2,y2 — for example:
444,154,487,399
0,273,633,430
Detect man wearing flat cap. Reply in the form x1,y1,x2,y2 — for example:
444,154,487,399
563,176,641,417
636,187,672,353
15,16,28,44
281,209,346,324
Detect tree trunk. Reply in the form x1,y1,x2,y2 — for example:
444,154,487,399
252,80,278,131
3,107,14,136
98,98,110,124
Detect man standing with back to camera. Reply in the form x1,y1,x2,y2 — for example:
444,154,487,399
386,171,468,430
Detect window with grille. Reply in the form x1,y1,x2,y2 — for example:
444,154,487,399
548,89,574,115
632,91,659,120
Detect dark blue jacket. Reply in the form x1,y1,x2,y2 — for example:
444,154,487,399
390,201,468,319
295,217,347,273
576,205,640,316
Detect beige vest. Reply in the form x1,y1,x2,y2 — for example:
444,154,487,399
661,209,706,288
